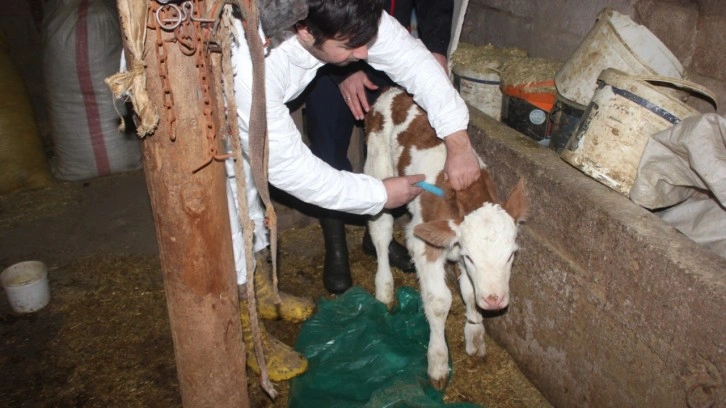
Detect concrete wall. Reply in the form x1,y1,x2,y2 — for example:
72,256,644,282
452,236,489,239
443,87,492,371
460,0,725,115
459,5,726,404
468,108,726,408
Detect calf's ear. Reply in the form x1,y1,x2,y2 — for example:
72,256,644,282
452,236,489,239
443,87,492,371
414,220,458,248
503,178,528,223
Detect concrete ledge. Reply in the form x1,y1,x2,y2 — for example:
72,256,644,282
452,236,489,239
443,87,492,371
468,108,726,408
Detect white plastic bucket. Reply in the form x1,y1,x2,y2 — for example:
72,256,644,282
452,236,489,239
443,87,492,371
1,260,50,313
453,65,503,120
561,69,717,197
555,8,685,107
549,94,587,153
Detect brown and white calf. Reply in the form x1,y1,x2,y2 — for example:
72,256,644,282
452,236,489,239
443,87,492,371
364,87,528,390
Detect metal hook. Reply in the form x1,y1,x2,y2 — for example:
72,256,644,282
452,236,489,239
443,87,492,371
155,3,185,31
183,1,216,23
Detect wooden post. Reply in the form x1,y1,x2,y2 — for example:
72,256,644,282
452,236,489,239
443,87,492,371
139,11,250,407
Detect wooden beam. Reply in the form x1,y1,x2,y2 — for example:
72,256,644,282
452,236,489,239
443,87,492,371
138,9,249,407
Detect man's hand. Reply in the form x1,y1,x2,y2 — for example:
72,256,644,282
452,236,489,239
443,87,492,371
382,174,425,209
431,52,449,75
339,71,379,120
443,130,480,190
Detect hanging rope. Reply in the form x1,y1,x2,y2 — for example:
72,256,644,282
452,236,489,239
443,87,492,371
215,2,277,397
105,0,159,137
233,0,280,306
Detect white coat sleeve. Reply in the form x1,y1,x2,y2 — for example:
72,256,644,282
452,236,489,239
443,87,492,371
264,90,387,215
233,39,387,216
367,12,469,139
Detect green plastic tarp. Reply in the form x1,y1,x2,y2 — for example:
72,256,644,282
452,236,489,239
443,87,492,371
288,286,481,408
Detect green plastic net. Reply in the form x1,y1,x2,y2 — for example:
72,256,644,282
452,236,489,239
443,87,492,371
289,286,481,408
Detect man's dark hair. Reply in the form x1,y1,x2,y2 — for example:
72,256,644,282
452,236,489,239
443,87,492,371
303,0,384,48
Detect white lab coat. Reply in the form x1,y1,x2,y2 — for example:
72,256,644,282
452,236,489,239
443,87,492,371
228,12,470,283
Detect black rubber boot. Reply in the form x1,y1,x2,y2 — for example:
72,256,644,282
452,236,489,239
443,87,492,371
362,229,416,273
320,217,352,294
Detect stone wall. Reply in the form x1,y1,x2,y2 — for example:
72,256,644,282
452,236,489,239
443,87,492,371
459,5,726,404
468,107,726,408
461,0,725,115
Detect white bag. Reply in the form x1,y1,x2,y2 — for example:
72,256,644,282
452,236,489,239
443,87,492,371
42,0,141,181
630,113,726,259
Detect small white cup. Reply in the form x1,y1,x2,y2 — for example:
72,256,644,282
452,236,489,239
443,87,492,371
1,260,50,313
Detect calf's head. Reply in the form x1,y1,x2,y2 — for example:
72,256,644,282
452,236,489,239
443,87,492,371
414,178,528,311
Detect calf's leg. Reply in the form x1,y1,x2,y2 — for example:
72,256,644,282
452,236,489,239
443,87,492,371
417,258,452,390
368,211,395,308
458,265,487,358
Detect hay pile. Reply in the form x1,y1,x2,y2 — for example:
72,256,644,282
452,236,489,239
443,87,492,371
500,57,562,92
451,42,528,73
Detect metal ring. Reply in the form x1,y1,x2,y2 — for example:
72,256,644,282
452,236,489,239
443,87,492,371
155,3,184,31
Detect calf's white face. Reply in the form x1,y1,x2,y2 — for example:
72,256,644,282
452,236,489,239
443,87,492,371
459,205,519,310
414,203,519,311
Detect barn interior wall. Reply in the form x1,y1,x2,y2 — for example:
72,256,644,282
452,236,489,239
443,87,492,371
468,110,726,408
459,1,726,406
460,0,725,115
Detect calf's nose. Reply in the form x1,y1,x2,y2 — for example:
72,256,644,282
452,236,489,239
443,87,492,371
480,294,506,310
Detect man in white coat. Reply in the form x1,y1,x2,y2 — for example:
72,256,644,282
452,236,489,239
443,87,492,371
229,0,481,381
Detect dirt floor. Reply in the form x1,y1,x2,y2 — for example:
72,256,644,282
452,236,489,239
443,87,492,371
0,170,552,408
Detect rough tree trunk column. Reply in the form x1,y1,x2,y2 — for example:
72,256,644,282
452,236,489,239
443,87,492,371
139,14,250,407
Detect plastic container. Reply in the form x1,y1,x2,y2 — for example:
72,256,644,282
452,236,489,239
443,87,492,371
554,8,685,107
1,260,50,313
561,69,717,196
451,43,528,121
501,94,551,143
549,95,586,153
453,64,503,120
499,57,561,145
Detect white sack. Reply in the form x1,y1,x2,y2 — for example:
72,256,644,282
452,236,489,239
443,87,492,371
42,0,141,181
630,113,726,259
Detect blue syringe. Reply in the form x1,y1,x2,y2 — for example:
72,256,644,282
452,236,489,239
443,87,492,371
416,181,445,197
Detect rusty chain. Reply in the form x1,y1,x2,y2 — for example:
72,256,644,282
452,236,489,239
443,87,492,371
148,1,177,140
148,0,230,171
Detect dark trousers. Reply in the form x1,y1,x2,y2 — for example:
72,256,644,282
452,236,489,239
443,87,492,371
305,64,395,172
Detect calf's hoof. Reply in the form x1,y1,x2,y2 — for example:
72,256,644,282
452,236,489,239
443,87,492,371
429,375,449,391
427,353,450,391
464,322,487,357
375,285,395,310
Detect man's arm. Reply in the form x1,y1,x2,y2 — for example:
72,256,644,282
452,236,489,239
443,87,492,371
367,12,479,190
367,12,464,140
443,130,480,190
232,38,422,213
264,100,423,211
